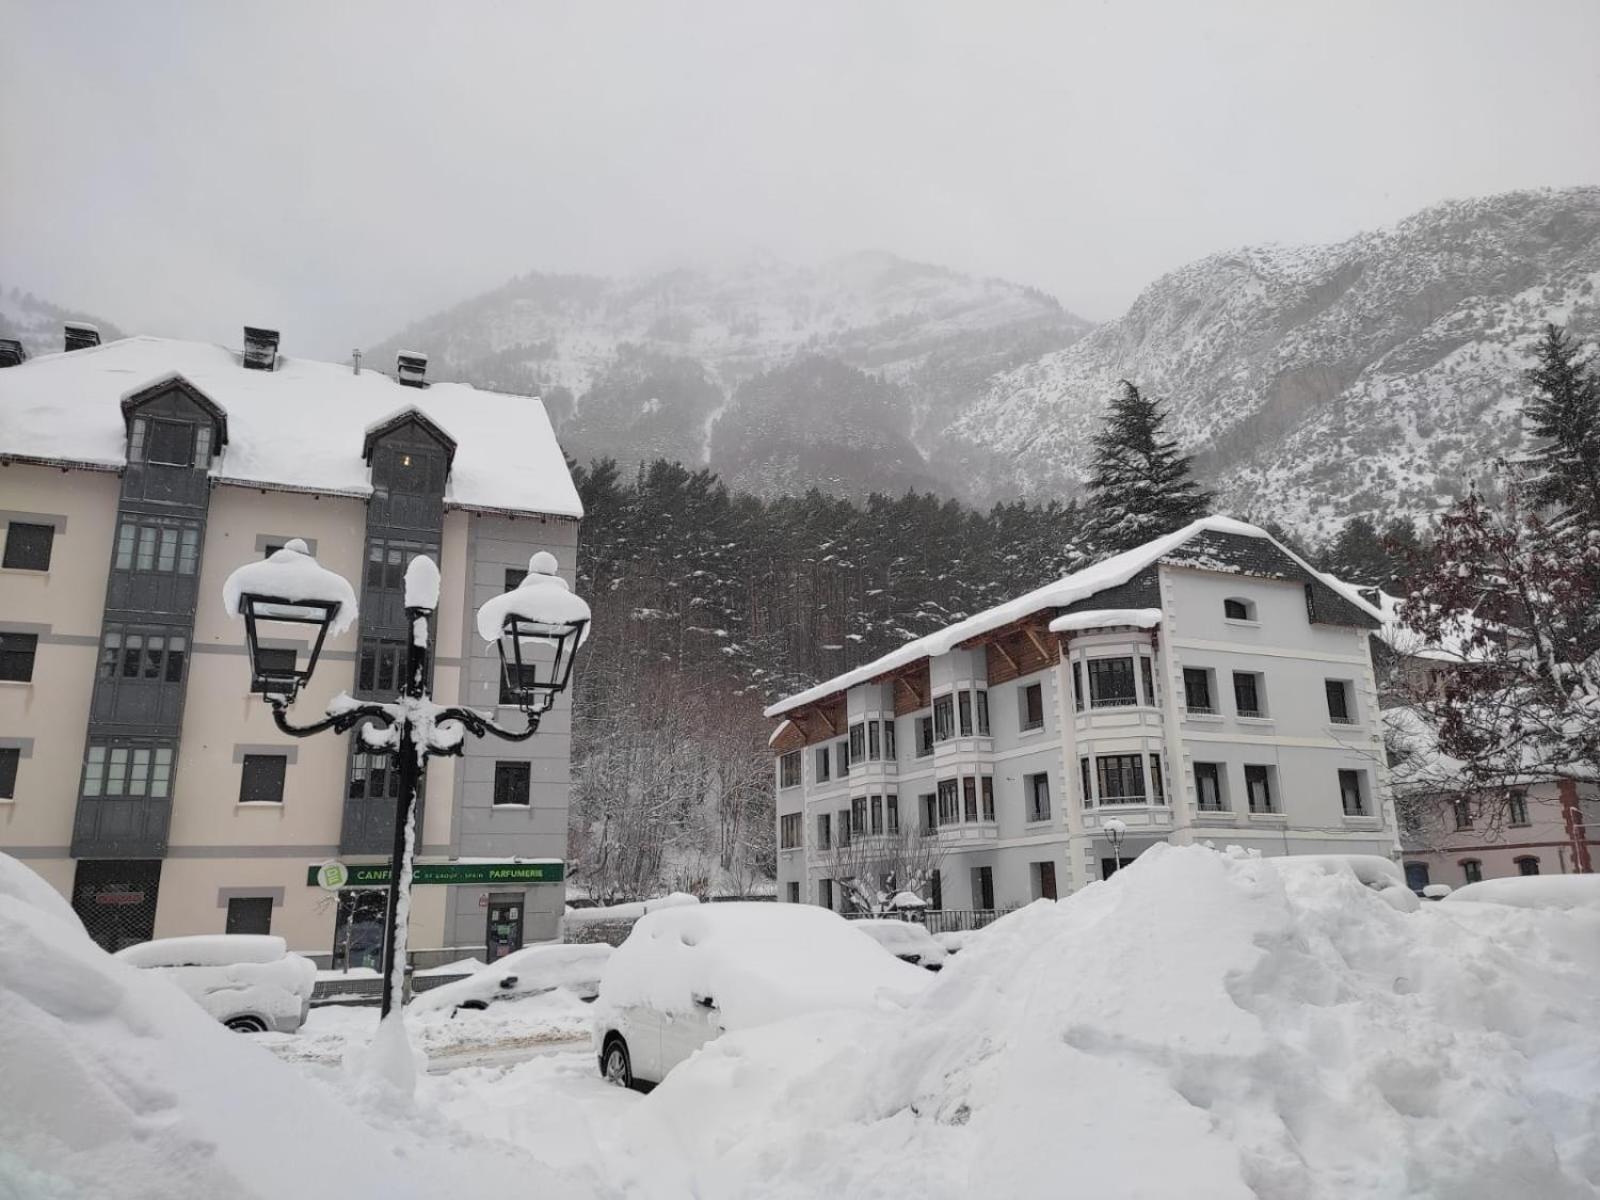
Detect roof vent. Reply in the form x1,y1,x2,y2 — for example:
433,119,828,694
0,339,26,369
396,350,428,388
242,327,280,371
64,322,101,352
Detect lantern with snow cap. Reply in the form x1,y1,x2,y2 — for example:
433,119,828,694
477,551,590,714
222,539,359,699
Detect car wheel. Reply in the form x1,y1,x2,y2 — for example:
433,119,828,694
601,1036,635,1090
224,1015,268,1033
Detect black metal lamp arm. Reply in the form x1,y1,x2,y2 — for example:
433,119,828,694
268,696,397,740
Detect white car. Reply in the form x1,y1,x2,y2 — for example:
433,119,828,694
113,934,316,1033
593,902,929,1090
849,918,949,970
409,942,613,1014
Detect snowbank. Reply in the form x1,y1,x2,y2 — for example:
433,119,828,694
640,845,1600,1198
410,944,613,1013
596,903,929,1034
848,919,948,968
564,892,700,923
1443,874,1600,911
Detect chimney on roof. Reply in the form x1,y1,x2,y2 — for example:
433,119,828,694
242,326,280,371
63,322,101,352
0,339,26,368
396,350,428,388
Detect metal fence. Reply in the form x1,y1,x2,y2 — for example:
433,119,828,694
844,909,1001,935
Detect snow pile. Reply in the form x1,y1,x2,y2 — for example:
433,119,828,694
0,852,598,1198
113,933,287,968
221,538,359,636
1444,874,1600,911
644,844,1600,1198
848,919,948,968
596,903,929,1034
410,944,613,1013
563,891,701,923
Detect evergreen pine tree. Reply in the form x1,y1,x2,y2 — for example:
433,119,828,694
1523,323,1600,532
1084,381,1213,554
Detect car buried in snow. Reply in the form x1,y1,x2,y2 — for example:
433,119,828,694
847,917,949,970
592,902,929,1090
113,934,316,1034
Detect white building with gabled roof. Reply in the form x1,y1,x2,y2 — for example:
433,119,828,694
766,517,1399,916
0,326,582,965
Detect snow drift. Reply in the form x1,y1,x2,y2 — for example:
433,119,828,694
639,844,1600,1199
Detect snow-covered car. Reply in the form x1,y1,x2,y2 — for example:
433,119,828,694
592,902,929,1090
1442,875,1600,911
409,943,613,1014
849,918,949,970
113,934,316,1033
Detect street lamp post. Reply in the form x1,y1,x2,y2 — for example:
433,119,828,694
224,542,589,1020
1104,817,1127,875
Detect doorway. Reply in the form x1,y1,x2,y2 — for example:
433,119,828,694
332,889,387,971
1403,862,1430,893
72,860,162,952
486,893,525,962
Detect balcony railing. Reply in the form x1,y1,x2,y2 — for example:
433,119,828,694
1237,709,1264,719
1186,704,1217,715
1327,713,1358,725
1097,792,1147,806
1089,695,1139,709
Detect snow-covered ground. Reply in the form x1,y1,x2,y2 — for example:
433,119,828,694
6,845,1600,1199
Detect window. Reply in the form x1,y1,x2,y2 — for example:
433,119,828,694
0,632,38,682
1140,657,1155,707
349,751,400,804
972,866,994,911
1033,860,1058,900
225,896,272,936
0,747,17,798
1096,755,1146,804
1507,790,1529,827
1224,598,1255,622
871,795,884,835
933,695,954,741
1453,799,1473,829
851,797,867,835
921,793,937,834
493,761,531,806
780,814,802,849
837,740,850,777
1027,772,1051,822
1233,672,1264,718
250,646,297,693
114,517,200,575
1020,682,1044,731
975,690,990,736
883,721,896,760
962,777,978,823
1338,769,1367,816
146,418,196,467
1195,762,1225,811
1325,680,1354,724
365,536,438,593
837,808,851,847
981,776,995,821
1244,764,1275,814
239,754,286,804
786,881,800,903
1072,662,1084,711
1183,668,1214,714
504,567,527,592
81,743,174,799
916,716,934,758
849,723,866,762
818,879,833,909
930,869,942,911
1080,756,1092,807
958,691,973,737
817,812,831,849
886,794,899,834
779,751,801,789
937,779,960,825
814,746,831,784
1461,859,1483,884
1087,657,1137,707
868,721,881,761
3,522,54,571
1150,753,1165,803
1516,856,1541,876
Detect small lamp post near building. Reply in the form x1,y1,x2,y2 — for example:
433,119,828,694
1104,817,1128,875
223,541,589,1024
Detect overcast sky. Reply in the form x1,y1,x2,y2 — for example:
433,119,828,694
3,0,1597,358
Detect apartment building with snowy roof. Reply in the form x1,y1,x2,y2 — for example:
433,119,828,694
0,326,582,963
767,518,1400,914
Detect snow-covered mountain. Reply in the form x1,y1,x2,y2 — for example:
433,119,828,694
0,287,124,360
369,252,1089,499
950,187,1600,540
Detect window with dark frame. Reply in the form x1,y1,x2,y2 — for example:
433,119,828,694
146,418,196,467
849,723,866,761
225,896,273,936
837,739,850,777
1140,657,1155,707
851,797,867,834
921,793,937,833
1150,753,1165,802
82,743,174,799
817,812,831,849
780,814,802,849
1195,762,1224,811
786,881,800,903
883,720,896,760
360,638,408,695
933,695,954,741
3,522,54,571
779,751,801,789
366,536,439,593
1072,661,1084,711
868,721,881,760
1244,764,1275,813
1080,756,1091,808
886,794,899,834
837,808,851,847
505,568,527,592
0,633,38,682
1183,668,1214,713
1035,860,1058,900
815,746,831,783
1233,672,1263,718
1507,790,1529,826
238,754,287,804
1325,679,1353,723
962,776,978,822
958,691,973,737
1454,799,1473,829
975,690,990,735
937,778,959,825
818,878,833,909
1020,682,1044,730
0,747,18,798
916,716,934,757
1338,769,1366,816
1461,859,1483,884
1224,598,1253,621
114,517,201,576
1096,754,1146,804
1027,772,1051,821
1517,856,1541,876
870,795,883,834
1087,657,1138,707
348,751,399,803
493,761,531,806
981,776,994,821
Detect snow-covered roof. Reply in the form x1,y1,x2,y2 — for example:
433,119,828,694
1048,608,1163,634
765,517,1381,718
0,335,582,518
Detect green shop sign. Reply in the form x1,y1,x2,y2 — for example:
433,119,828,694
304,861,565,887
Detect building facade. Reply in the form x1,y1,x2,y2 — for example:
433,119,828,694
0,328,582,962
1399,778,1597,891
767,519,1399,914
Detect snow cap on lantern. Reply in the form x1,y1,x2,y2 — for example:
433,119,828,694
221,537,360,697
474,550,591,712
